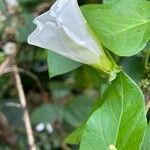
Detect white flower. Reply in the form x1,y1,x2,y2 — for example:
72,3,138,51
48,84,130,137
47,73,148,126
28,0,119,79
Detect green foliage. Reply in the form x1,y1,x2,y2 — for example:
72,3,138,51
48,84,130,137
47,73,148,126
64,95,94,127
17,12,35,42
80,72,146,150
0,0,150,149
65,123,86,144
120,56,144,83
103,0,119,3
1,106,23,127
0,1,5,11
81,0,150,56
31,104,64,124
141,123,150,150
48,81,72,99
65,95,105,145
74,65,103,88
48,51,81,77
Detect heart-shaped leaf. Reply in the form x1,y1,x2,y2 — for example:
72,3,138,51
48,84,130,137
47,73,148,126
80,72,146,150
81,0,150,56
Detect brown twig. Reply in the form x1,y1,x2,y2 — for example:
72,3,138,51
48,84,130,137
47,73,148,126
13,64,36,150
0,66,43,91
0,56,37,149
0,57,11,73
1,1,37,149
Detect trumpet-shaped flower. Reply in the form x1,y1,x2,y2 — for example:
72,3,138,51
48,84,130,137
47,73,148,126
28,0,120,80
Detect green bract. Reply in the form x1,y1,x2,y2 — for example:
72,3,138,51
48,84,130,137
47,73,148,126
81,0,150,56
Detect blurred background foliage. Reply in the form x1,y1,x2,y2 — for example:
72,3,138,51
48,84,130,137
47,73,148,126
0,0,149,150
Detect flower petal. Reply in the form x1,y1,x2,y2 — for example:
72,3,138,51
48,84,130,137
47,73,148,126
28,0,102,65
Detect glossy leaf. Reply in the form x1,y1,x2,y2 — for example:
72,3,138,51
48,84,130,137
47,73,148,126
65,97,104,145
80,72,146,150
48,51,81,77
81,0,150,56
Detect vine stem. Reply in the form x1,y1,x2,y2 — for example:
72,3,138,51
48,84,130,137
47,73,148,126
146,99,150,114
13,64,36,150
144,48,150,69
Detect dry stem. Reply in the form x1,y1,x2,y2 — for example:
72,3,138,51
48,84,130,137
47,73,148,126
13,65,36,150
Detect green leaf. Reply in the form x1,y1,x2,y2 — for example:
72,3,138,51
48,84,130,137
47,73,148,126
48,51,82,77
80,72,146,150
0,1,5,31
1,106,23,127
121,56,144,83
18,12,35,42
65,96,105,145
141,123,150,150
74,65,102,88
65,123,86,144
48,81,72,100
81,0,150,56
103,0,119,3
0,1,5,11
31,104,64,124
64,95,94,127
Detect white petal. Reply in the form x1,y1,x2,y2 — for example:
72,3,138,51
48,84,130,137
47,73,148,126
46,123,53,134
35,123,45,132
28,0,103,65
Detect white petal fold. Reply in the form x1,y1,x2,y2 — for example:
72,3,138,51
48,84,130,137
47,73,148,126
28,0,103,65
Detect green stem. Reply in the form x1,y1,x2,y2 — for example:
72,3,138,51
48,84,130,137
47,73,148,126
144,48,150,69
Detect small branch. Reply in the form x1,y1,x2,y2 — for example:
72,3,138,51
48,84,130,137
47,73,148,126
0,57,11,73
0,66,43,91
144,48,150,69
13,65,36,150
